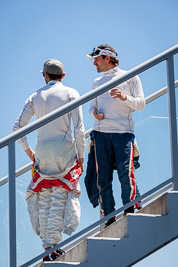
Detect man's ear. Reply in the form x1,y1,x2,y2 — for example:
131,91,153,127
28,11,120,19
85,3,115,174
61,73,66,79
45,72,49,81
105,56,110,63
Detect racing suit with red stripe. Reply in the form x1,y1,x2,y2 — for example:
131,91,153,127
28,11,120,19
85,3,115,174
89,67,145,216
13,80,86,248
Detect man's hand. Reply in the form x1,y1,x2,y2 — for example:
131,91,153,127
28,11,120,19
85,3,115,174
109,88,127,101
78,158,84,173
93,107,104,120
25,147,35,162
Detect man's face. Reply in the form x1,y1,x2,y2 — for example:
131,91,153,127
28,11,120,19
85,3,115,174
93,56,110,73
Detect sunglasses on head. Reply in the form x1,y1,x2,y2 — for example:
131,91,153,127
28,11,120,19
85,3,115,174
92,48,102,56
92,47,117,57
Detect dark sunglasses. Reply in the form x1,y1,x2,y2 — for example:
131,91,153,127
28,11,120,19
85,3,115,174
93,47,116,54
92,48,101,56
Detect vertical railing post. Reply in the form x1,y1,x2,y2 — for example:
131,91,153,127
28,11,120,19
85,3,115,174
166,55,178,190
8,141,17,267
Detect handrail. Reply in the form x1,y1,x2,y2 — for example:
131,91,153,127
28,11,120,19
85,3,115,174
0,80,177,187
0,162,32,187
0,45,178,149
145,80,178,104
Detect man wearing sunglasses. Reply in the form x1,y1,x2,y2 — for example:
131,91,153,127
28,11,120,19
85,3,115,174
86,44,145,227
13,59,86,261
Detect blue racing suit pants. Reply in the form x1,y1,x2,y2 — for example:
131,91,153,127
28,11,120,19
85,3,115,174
94,131,140,216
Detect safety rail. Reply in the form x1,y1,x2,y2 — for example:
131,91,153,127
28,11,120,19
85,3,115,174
0,45,178,267
0,80,177,188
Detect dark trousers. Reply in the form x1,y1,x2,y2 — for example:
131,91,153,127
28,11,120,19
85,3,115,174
95,131,140,216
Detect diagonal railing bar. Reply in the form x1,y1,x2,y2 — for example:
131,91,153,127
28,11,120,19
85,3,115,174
145,80,178,104
20,177,173,267
1,80,177,187
0,162,32,187
141,184,172,206
0,45,178,150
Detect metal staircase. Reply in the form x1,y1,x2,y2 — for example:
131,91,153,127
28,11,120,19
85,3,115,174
0,45,178,267
47,191,178,267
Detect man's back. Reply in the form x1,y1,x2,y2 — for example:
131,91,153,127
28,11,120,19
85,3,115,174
31,80,81,144
14,79,85,159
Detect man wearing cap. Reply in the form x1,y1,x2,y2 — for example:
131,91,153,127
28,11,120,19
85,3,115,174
86,44,145,227
13,59,86,261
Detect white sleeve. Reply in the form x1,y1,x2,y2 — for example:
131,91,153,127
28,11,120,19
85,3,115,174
89,80,98,119
13,94,35,151
70,90,86,158
125,76,145,111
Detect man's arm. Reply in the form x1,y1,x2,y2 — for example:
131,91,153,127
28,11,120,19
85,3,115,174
89,79,101,119
78,157,84,173
13,95,35,159
93,107,104,120
109,89,127,101
25,147,35,162
89,98,98,119
109,76,145,110
70,90,86,173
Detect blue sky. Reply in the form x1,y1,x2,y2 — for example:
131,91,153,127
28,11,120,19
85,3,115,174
0,0,178,266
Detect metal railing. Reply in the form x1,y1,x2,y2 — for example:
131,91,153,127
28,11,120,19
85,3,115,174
0,45,178,267
1,80,178,188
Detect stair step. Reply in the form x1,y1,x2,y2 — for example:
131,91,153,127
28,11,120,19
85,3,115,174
137,193,168,215
95,215,127,239
56,239,87,263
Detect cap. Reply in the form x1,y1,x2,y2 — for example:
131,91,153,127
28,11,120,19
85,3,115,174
86,44,118,60
39,59,64,75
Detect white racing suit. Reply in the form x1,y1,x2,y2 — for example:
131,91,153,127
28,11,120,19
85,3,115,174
26,139,81,249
